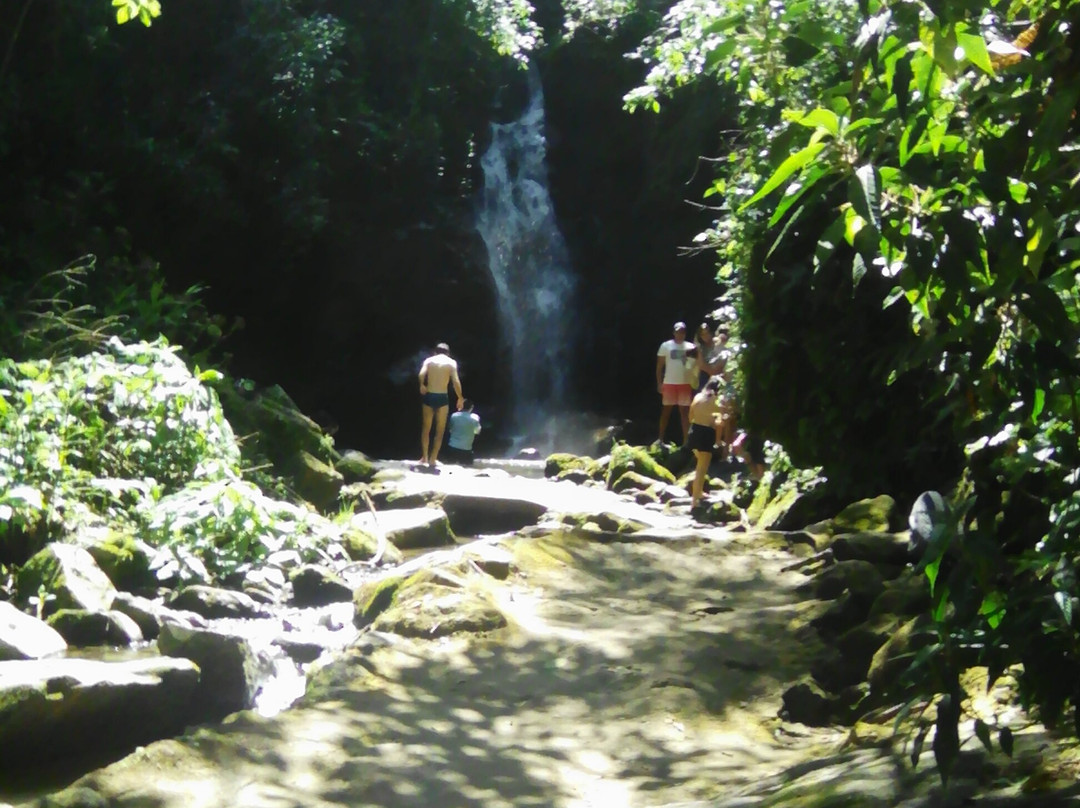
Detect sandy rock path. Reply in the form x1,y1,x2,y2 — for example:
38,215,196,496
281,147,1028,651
32,519,855,808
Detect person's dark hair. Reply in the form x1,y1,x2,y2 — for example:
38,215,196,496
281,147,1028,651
686,345,698,358
462,398,473,410
705,376,722,394
435,342,450,355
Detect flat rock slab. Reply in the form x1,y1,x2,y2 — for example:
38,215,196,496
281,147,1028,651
378,463,704,533
349,507,454,550
0,657,199,783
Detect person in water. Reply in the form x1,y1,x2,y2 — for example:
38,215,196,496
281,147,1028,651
418,342,463,468
687,376,726,510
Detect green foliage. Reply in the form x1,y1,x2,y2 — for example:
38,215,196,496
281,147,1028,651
112,0,161,26
138,479,341,582
629,0,1080,778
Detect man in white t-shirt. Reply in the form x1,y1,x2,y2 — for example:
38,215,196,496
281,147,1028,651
656,321,695,444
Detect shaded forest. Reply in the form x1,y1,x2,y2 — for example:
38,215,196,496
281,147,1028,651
3,0,1080,777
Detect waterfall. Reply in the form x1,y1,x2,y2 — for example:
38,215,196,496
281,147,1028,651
477,70,576,452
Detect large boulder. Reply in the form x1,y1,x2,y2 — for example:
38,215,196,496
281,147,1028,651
16,543,117,616
45,609,143,647
218,382,340,470
353,554,509,639
605,444,677,488
76,529,155,593
349,507,455,550
291,449,344,511
289,565,353,607
0,657,199,772
157,623,260,720
0,601,67,660
544,453,599,479
111,592,208,641
439,493,547,536
166,585,269,620
335,450,377,483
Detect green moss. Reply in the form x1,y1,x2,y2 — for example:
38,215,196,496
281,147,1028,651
84,531,152,592
353,576,404,625
605,443,676,488
335,450,377,483
831,495,896,534
544,453,597,479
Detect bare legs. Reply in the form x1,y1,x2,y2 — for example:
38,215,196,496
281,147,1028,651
691,448,711,508
420,405,434,464
430,406,449,466
420,405,450,467
658,404,691,444
658,404,673,443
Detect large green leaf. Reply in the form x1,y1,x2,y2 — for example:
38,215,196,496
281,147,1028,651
851,163,882,232
740,141,828,211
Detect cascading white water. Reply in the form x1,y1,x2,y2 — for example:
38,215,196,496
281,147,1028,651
477,71,576,451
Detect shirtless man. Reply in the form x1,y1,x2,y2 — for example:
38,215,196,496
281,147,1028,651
687,376,725,510
418,342,463,468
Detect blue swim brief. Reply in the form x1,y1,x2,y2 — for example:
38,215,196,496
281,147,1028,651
422,391,449,409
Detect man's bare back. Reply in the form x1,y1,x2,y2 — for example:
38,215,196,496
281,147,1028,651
418,343,464,467
420,354,458,395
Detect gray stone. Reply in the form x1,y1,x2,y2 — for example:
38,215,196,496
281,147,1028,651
166,585,269,619
157,623,260,720
0,601,67,660
45,609,143,647
289,565,353,607
0,657,199,770
292,449,344,510
349,507,455,550
15,543,117,615
440,492,548,536
828,531,912,567
111,592,208,641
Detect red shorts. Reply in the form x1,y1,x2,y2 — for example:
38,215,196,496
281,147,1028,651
662,384,693,407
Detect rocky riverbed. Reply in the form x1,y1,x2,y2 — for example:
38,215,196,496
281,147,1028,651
3,457,1078,807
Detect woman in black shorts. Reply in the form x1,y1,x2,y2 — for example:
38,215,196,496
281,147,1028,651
687,376,724,509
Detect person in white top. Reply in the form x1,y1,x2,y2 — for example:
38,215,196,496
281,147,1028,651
656,321,695,444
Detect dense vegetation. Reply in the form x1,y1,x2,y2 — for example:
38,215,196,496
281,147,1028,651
3,0,1080,783
622,0,1080,779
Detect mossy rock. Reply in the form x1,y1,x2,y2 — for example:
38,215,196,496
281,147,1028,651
605,443,676,488
16,544,117,615
291,450,344,511
868,614,932,692
544,453,601,481
755,485,805,530
611,471,657,493
342,528,402,565
372,582,507,638
335,450,377,484
219,382,339,472
354,576,404,625
353,567,504,638
81,531,154,593
831,495,896,534
745,475,774,525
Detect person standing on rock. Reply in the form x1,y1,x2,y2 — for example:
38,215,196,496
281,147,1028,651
419,342,463,469
656,321,695,444
688,376,725,511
